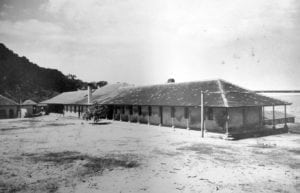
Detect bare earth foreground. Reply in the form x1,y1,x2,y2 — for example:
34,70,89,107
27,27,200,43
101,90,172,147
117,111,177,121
0,115,300,193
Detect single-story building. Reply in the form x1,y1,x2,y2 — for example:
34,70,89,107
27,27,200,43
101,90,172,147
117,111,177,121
0,94,19,119
21,99,37,117
40,83,129,118
99,79,291,138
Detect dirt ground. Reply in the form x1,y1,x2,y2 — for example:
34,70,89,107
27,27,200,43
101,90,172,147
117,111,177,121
0,114,299,193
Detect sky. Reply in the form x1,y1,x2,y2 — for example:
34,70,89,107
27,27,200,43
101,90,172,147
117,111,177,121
0,0,300,90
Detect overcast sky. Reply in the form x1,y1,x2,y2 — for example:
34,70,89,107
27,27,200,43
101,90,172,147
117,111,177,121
0,0,299,90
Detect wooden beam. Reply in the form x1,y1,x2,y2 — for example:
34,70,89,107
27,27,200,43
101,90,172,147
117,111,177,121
186,107,190,130
272,105,275,129
225,108,229,135
159,106,163,126
113,105,115,120
128,106,131,122
148,106,150,126
201,91,204,138
262,106,264,126
284,105,288,129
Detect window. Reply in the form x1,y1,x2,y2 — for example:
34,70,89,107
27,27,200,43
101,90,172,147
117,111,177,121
207,108,213,120
0,109,6,118
138,106,142,115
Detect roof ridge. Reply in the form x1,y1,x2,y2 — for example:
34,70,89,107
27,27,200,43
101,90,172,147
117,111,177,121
217,80,229,107
125,79,219,90
0,94,18,105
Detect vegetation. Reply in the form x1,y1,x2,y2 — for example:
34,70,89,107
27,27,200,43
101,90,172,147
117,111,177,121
0,43,89,102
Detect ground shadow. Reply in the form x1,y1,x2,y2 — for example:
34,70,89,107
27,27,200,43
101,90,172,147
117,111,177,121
90,122,111,125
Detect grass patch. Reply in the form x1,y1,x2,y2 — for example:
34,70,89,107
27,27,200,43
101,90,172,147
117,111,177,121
41,123,75,127
289,149,300,155
0,127,28,131
177,144,214,155
25,151,139,175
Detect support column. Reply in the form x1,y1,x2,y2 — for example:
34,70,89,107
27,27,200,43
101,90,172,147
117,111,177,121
78,105,81,118
128,106,131,123
262,106,264,126
272,105,276,129
171,106,175,129
159,106,163,126
201,91,204,138
225,108,229,135
284,105,288,129
120,106,122,121
147,106,150,126
186,107,190,130
113,105,115,120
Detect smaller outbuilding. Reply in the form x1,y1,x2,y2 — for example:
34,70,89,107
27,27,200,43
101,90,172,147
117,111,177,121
21,99,37,118
0,94,19,119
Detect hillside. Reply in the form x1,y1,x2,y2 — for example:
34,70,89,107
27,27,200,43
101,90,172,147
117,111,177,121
0,43,87,103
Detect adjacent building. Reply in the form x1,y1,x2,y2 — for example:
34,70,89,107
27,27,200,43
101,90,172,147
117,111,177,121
101,79,292,137
21,99,37,118
0,94,19,119
41,83,129,118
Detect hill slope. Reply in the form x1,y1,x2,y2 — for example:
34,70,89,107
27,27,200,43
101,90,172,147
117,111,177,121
0,43,87,102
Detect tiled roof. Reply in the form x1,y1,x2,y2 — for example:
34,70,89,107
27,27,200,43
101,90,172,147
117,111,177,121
40,90,88,105
22,99,37,105
103,79,290,107
40,83,130,105
76,83,130,105
0,94,18,106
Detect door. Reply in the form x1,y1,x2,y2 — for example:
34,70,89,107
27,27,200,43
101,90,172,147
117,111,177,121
9,109,14,118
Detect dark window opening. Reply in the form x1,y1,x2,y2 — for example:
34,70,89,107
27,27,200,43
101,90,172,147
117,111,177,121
148,106,152,116
184,107,189,119
138,106,142,115
208,108,213,120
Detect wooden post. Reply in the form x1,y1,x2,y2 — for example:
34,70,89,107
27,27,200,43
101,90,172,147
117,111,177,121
272,105,275,129
128,106,131,123
171,107,175,130
186,107,190,130
78,105,81,118
284,105,288,129
113,105,115,120
159,106,163,126
137,106,140,124
201,91,204,138
225,108,229,135
262,106,264,126
147,106,150,126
